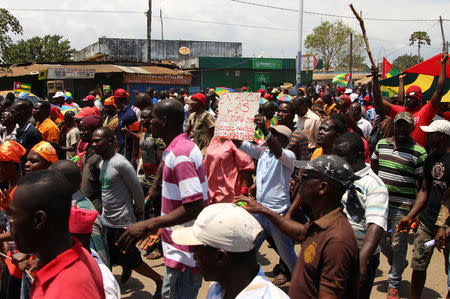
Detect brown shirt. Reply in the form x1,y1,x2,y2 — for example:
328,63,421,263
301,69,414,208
289,207,359,299
186,111,215,155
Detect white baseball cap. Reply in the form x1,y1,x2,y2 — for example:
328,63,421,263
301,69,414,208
52,91,65,98
350,93,359,102
420,120,450,136
171,203,263,253
344,88,353,94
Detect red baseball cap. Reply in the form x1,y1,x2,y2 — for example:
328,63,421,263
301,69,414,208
241,86,248,91
114,88,130,99
82,95,96,102
405,85,422,101
191,93,206,107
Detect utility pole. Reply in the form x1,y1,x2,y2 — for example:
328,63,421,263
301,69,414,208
146,0,152,62
160,8,165,60
295,0,304,91
349,33,353,88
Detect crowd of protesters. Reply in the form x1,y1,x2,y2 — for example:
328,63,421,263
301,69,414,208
0,52,448,299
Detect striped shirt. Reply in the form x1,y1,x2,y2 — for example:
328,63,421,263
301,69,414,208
371,137,427,208
161,133,210,272
207,267,289,299
287,129,310,161
341,165,389,251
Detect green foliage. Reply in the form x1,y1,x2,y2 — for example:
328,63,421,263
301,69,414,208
0,9,23,62
304,20,366,70
392,54,423,72
2,35,76,64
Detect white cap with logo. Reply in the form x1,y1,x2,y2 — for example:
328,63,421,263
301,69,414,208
420,120,450,136
52,91,65,98
171,203,263,253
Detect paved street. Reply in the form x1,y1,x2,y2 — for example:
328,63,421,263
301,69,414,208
115,233,448,298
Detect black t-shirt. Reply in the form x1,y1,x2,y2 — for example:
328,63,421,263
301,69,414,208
420,151,450,227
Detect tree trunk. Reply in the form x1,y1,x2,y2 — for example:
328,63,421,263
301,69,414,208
418,42,421,63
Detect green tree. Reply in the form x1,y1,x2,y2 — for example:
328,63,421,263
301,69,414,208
2,35,76,64
392,54,423,72
0,9,23,62
304,20,365,70
409,31,431,62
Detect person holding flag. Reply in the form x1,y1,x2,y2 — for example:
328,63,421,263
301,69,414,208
371,52,448,147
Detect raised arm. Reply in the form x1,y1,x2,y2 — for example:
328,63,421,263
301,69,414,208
371,66,391,116
254,114,283,158
398,73,406,105
430,52,448,109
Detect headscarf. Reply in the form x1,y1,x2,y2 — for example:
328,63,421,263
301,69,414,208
31,141,58,164
0,141,26,163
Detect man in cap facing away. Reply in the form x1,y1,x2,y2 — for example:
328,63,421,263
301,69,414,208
236,155,360,299
172,203,289,299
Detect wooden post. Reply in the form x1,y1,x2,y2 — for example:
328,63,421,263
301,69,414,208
439,16,447,52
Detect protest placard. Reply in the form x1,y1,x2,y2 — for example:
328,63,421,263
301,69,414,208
214,92,260,140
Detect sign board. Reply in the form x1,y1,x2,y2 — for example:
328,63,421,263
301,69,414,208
254,73,270,90
123,73,191,85
252,58,282,70
214,92,260,140
47,68,96,79
38,70,48,80
179,46,190,55
300,54,319,71
235,70,240,77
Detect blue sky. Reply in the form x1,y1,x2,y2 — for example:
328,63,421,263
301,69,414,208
3,0,449,64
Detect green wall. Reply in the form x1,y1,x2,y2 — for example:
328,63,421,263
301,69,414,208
198,57,312,90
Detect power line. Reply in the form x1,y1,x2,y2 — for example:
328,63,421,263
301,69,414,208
4,7,298,32
230,0,448,22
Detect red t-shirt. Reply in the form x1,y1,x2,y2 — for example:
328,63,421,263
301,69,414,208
389,102,439,147
31,238,105,299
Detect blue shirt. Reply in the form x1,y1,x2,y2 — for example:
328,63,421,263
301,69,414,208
239,142,295,214
16,122,42,167
118,106,138,160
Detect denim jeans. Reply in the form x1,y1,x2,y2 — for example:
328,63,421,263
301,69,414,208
161,266,202,299
253,213,298,273
380,206,409,288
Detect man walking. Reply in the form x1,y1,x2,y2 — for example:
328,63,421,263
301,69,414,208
371,112,427,299
91,127,163,293
117,100,209,299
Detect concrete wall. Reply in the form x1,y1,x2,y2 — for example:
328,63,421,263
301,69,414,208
74,38,242,62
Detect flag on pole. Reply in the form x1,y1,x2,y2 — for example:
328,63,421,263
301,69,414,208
332,73,350,87
13,82,31,94
382,57,400,79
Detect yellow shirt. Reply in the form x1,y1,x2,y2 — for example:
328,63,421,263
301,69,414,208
310,147,323,160
36,117,60,143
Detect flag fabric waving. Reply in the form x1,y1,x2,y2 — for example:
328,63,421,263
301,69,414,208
382,57,400,79
13,82,31,94
380,53,450,102
332,73,350,87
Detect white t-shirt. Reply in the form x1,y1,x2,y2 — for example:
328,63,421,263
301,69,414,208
356,118,373,139
91,250,121,299
207,267,289,299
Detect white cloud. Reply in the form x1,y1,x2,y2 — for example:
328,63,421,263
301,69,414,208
3,0,449,63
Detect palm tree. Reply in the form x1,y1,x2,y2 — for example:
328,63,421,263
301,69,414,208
409,31,431,63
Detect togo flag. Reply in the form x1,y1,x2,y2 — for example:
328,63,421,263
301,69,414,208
14,82,31,94
332,73,350,87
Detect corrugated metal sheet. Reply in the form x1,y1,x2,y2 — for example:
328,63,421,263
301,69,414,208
0,63,190,78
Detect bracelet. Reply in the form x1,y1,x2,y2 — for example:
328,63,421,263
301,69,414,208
240,187,249,195
264,131,272,141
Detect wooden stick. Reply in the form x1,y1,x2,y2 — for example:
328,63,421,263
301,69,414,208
0,252,34,282
439,16,447,52
349,3,376,67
